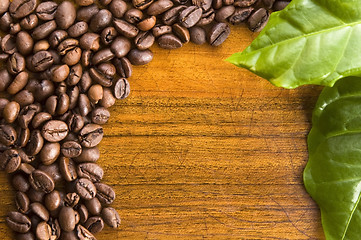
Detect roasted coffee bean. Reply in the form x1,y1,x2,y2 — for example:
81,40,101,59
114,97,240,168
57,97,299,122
78,124,103,148
15,192,30,214
49,30,68,49
74,146,99,163
273,0,290,11
3,101,20,123
128,48,153,65
62,46,82,66
94,182,115,204
76,178,97,200
102,207,121,228
50,64,69,83
0,0,9,15
33,40,50,53
0,12,12,32
67,113,84,133
6,211,31,233
229,7,253,25
1,149,21,173
38,163,63,183
147,0,173,16
91,107,110,125
76,204,89,224
199,9,215,26
152,24,172,37
68,21,89,38
98,62,116,77
0,69,12,91
77,4,99,22
193,0,212,11
90,9,112,33
81,50,92,67
42,120,68,142
135,31,155,50
30,202,50,221
26,130,44,156
113,57,132,78
12,173,30,192
35,221,52,240
10,23,21,35
30,51,54,72
107,0,126,19
62,141,82,158
14,90,35,107
179,6,202,28
66,64,82,87
84,216,104,234
137,15,156,31
1,34,16,54
88,84,103,104
16,31,33,56
247,7,269,32
77,224,96,240
92,48,114,65
44,190,62,212
78,94,92,117
32,20,57,40
233,0,257,7
59,156,78,181
20,14,38,30
80,33,100,51
113,78,130,99
39,142,60,165
88,68,111,87
132,0,154,10
113,18,139,38
173,24,190,43
215,5,235,22
29,169,55,193
17,104,38,129
57,93,70,115
36,1,58,21
100,27,118,46
124,8,143,24
110,36,131,58
208,22,230,46
158,33,182,49
15,232,35,240
55,1,76,29
7,53,25,75
35,79,55,102
19,162,35,174
84,198,102,216
99,87,116,108
189,26,206,45
77,163,104,182
9,0,37,19
15,128,30,148
65,192,81,207
32,112,52,129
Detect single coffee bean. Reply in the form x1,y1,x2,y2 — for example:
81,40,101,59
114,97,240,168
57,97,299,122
77,224,96,240
42,120,68,142
0,12,12,32
192,0,212,11
1,149,21,173
78,94,92,117
85,198,102,216
68,21,88,38
14,90,35,107
78,124,104,148
3,101,20,124
15,192,30,214
59,206,76,231
50,64,69,83
100,87,117,108
0,0,9,15
229,7,254,25
90,9,112,32
15,128,30,148
55,1,76,29
128,48,153,65
89,67,112,87
179,6,202,28
38,163,63,183
35,221,52,240
12,173,30,192
76,204,89,224
80,33,100,51
19,162,35,175
113,18,139,38
10,23,21,35
6,211,31,233
26,130,44,156
215,5,235,22
32,112,52,129
74,146,100,163
30,202,50,222
33,40,50,53
9,0,37,19
49,30,68,49
137,16,156,31
208,22,230,46
91,107,110,125
44,190,62,212
16,31,34,56
88,84,103,104
272,0,290,11
233,0,257,7
98,62,116,77
17,104,39,129
39,142,60,165
135,31,155,50
1,34,16,54
15,232,35,240
132,0,154,10
110,36,132,58
0,124,17,146
107,0,126,19
36,1,58,21
62,46,82,66
124,8,143,24
247,7,269,32
20,14,38,30
77,163,104,182
113,57,132,78
189,26,206,45
113,78,130,100
147,0,173,16
158,33,182,49
64,192,81,207
0,69,12,91
30,51,54,72
35,79,55,102
67,64,83,87
76,178,97,200
102,207,121,228
61,141,82,158
32,20,57,40
29,169,55,193
47,218,61,239
173,23,190,43
84,216,104,234
92,48,114,65
152,24,172,37
81,50,92,67
7,53,26,75
100,27,118,46
77,4,99,22
59,156,78,181
67,112,84,133
94,182,115,204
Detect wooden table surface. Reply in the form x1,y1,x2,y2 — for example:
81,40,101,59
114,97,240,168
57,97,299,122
0,25,326,239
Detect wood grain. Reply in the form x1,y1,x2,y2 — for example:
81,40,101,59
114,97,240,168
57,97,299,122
0,25,326,239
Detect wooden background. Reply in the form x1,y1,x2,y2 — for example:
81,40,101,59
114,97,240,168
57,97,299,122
0,25,326,239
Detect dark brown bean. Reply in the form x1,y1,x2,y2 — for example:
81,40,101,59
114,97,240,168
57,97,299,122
76,178,97,200
147,0,173,16
77,4,99,22
84,216,104,234
32,20,57,40
77,225,96,240
124,8,143,24
9,0,37,19
77,163,104,182
38,163,63,184
0,124,17,146
59,206,76,232
59,156,78,182
3,101,20,123
36,1,58,21
127,49,153,65
92,48,114,65
44,190,62,212
68,21,89,38
15,192,30,214
12,173,30,192
20,14,38,30
137,15,156,31
113,57,132,78
41,120,68,142
29,169,55,193
94,182,115,204
78,124,104,148
90,9,112,32
39,142,60,165
55,1,76,29
16,31,33,56
1,149,21,173
179,6,202,28
113,18,139,38
208,22,230,46
7,53,25,75
102,207,121,228
113,78,130,99
6,211,31,233
30,202,49,222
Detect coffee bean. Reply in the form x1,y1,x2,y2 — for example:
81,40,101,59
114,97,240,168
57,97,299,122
30,202,50,222
34,40,50,54
78,94,92,117
135,31,155,50
247,7,269,32
124,8,143,24
76,224,96,240
61,141,82,158
233,0,256,7
137,16,156,31
75,146,100,163
7,53,26,75
90,9,112,32
10,23,21,35
193,0,212,11
9,0,37,19
0,69,12,92
44,190,62,212
152,24,172,37
92,48,114,65
77,4,99,23
89,67,112,87
85,197,102,215
76,204,89,224
35,221,52,240
14,90,35,107
78,124,103,148
113,57,132,78
77,163,104,183
132,0,154,10
179,6,202,28
272,0,290,11
0,0,9,15
7,71,28,95
6,211,31,233
38,163,63,183
173,23,190,43
17,148,34,163
0,12,12,32
27,188,45,203
1,34,16,54
42,120,68,142
16,31,34,56
128,48,153,65
94,182,115,204
17,103,39,129
55,1,76,30
158,33,183,49
29,169,55,193
229,7,253,25
84,216,104,234
15,128,30,149
32,20,57,40
76,178,97,200
32,112,52,129
36,1,58,21
110,37,132,58
215,5,235,22
68,21,89,38
102,207,121,228
98,62,117,78
113,18,139,38
88,84,103,104
59,156,78,182
64,192,81,207
1,149,21,173
113,78,130,100
25,130,44,156
147,0,173,16
0,124,17,146
20,14,38,30
30,51,54,72
91,107,110,125
208,22,230,46
19,162,35,174
39,142,60,165
15,192,30,214
100,88,116,108
190,26,206,45
3,101,20,124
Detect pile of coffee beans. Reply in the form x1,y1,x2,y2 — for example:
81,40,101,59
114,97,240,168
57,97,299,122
0,0,290,239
